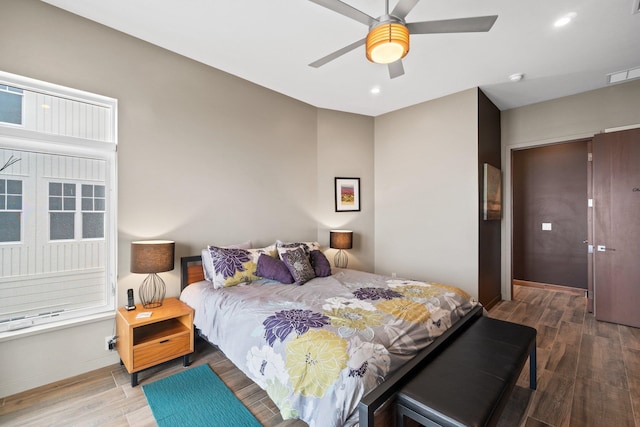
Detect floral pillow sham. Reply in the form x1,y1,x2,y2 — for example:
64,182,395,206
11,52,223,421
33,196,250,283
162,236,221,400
208,244,277,289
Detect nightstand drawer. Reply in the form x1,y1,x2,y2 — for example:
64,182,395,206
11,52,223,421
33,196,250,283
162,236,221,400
133,332,191,370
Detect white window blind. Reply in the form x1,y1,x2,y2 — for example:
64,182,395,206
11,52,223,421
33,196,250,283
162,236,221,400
0,71,117,336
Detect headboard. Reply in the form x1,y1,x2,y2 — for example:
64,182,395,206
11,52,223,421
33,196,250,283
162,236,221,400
181,255,204,291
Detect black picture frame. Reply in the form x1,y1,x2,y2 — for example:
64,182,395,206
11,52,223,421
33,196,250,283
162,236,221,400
335,177,360,212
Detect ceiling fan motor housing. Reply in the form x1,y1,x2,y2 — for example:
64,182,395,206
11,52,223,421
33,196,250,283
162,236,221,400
366,16,410,64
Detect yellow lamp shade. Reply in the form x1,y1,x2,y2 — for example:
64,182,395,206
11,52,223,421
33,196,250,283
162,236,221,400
366,23,410,64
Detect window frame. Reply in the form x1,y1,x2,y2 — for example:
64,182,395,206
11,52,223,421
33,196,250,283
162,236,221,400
0,177,23,244
0,84,25,127
0,71,117,340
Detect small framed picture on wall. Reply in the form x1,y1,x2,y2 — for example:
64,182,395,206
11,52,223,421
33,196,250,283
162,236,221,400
335,177,360,212
483,163,502,220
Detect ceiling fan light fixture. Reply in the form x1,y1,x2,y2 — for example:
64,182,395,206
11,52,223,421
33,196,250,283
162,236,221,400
366,23,409,64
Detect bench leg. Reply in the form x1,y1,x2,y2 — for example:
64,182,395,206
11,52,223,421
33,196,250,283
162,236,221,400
529,341,537,390
396,404,443,427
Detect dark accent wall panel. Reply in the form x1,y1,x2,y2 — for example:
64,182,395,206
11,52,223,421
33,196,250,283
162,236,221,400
477,89,502,308
512,141,588,288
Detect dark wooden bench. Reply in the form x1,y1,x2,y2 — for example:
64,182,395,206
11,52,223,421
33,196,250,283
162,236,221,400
396,316,537,427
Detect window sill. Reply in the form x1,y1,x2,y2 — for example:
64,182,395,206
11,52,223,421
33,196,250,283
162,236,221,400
0,311,116,343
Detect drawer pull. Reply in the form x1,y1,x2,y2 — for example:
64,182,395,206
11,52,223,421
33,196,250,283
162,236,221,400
159,339,170,344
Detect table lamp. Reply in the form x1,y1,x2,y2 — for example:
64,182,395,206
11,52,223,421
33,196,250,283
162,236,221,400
330,230,353,269
130,240,175,308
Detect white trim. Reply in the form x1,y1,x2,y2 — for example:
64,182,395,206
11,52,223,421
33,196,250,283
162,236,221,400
0,71,115,111
502,131,598,301
0,310,115,343
604,123,640,133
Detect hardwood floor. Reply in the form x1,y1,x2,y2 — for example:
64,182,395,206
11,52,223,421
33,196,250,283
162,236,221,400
1,285,638,426
491,285,640,427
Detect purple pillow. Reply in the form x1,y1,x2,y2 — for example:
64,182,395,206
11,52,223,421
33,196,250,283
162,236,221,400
310,250,331,277
255,254,294,284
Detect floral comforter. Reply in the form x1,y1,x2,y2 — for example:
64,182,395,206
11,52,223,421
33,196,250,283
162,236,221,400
180,269,479,427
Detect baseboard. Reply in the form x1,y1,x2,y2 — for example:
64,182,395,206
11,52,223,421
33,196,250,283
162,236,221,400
483,294,502,310
513,279,586,296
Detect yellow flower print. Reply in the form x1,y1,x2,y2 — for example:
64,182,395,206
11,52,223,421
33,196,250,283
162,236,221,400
324,307,384,330
395,284,442,300
430,282,471,299
222,261,259,287
285,329,348,397
376,298,431,323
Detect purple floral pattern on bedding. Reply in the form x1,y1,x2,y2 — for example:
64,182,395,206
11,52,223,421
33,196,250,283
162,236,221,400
353,287,403,301
190,269,479,427
263,309,330,346
210,247,251,278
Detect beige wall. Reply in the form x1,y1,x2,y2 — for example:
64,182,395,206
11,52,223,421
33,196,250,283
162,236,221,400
501,80,640,299
374,89,480,298
0,0,374,397
316,109,375,272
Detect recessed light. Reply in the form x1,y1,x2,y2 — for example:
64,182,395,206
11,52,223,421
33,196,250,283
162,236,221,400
509,73,524,82
554,12,576,27
370,86,381,95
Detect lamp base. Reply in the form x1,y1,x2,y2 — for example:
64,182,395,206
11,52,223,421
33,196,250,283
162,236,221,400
139,273,166,309
334,250,349,269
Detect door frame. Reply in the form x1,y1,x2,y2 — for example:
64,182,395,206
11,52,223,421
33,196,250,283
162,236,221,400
502,134,595,301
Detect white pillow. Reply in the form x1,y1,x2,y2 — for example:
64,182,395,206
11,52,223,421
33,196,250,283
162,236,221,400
201,241,251,282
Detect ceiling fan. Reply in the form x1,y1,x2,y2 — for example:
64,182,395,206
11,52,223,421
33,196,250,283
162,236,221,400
308,0,498,79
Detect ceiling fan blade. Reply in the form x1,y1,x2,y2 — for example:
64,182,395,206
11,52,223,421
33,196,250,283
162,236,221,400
388,60,405,79
308,0,377,26
391,0,421,20
309,38,366,68
407,15,498,34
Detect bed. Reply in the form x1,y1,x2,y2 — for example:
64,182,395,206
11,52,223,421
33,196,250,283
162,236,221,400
180,244,482,427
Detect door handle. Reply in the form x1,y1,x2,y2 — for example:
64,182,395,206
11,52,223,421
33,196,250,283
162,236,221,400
597,245,616,252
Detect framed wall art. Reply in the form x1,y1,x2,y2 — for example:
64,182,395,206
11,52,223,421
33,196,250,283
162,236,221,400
335,177,360,212
483,163,502,220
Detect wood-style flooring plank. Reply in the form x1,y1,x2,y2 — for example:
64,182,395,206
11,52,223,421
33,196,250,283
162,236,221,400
539,307,564,328
584,314,621,338
0,365,117,417
620,324,640,351
509,301,546,328
570,376,635,427
561,294,586,324
125,403,155,427
545,340,579,378
527,369,575,427
535,324,559,350
496,386,534,427
492,299,519,317
577,333,628,390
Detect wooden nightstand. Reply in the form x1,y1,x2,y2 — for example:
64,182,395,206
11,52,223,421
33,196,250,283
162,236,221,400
115,297,194,386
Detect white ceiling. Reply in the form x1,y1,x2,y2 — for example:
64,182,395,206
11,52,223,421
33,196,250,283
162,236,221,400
43,0,640,116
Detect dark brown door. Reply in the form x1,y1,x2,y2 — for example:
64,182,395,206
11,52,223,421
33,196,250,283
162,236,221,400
512,141,589,289
593,128,640,328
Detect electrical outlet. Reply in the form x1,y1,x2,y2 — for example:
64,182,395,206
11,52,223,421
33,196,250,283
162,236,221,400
104,336,116,351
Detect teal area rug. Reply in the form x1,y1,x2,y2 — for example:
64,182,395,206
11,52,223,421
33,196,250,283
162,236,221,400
142,364,262,427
